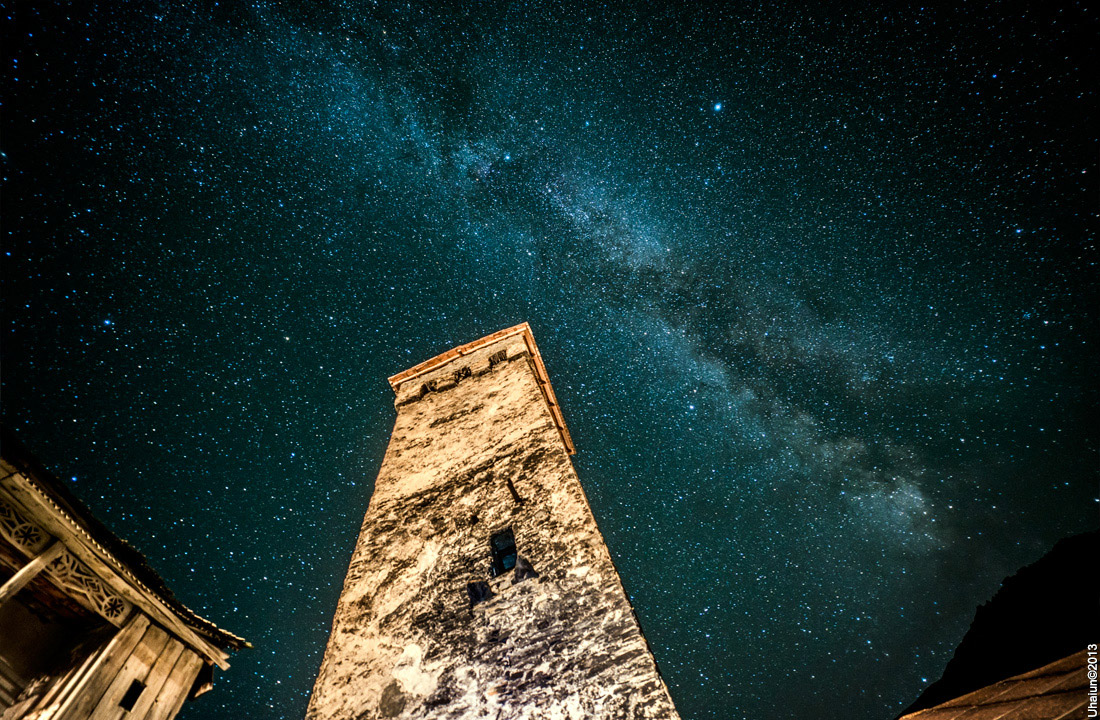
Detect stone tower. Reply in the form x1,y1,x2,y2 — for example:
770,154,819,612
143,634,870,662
307,323,680,720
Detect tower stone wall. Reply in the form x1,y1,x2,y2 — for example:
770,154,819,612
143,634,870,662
306,324,680,720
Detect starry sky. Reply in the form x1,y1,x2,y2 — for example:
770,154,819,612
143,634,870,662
2,2,1097,718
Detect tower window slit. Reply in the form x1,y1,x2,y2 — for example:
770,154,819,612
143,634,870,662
490,528,517,577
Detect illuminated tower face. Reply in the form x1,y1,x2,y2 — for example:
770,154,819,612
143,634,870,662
307,324,680,720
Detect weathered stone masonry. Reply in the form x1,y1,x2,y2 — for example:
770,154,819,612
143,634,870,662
307,323,680,720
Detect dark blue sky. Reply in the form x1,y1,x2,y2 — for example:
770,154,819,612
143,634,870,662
2,2,1096,718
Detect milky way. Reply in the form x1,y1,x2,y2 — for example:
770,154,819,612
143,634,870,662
2,3,1096,718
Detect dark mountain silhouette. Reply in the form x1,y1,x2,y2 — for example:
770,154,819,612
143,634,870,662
899,529,1099,716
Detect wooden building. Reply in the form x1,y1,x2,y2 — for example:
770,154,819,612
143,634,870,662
0,430,248,720
307,323,680,720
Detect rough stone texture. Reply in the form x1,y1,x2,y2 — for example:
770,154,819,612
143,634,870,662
306,331,680,720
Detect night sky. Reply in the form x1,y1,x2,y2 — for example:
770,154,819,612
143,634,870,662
2,2,1097,718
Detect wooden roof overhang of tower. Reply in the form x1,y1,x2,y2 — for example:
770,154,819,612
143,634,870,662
0,430,249,670
387,322,576,455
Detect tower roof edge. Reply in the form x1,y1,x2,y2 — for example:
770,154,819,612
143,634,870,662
387,323,575,454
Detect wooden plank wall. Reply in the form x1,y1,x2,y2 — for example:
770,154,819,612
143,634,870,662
46,612,205,720
138,650,202,720
54,614,151,720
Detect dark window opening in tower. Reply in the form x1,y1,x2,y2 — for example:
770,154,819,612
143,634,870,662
490,528,517,577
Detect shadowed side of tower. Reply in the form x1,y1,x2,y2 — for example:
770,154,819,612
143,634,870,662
306,323,680,720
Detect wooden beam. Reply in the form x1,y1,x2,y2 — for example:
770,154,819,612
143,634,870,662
0,538,63,605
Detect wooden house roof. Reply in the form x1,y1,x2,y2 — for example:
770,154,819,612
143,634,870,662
1,428,249,654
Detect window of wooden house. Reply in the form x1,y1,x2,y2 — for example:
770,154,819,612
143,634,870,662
120,679,145,711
